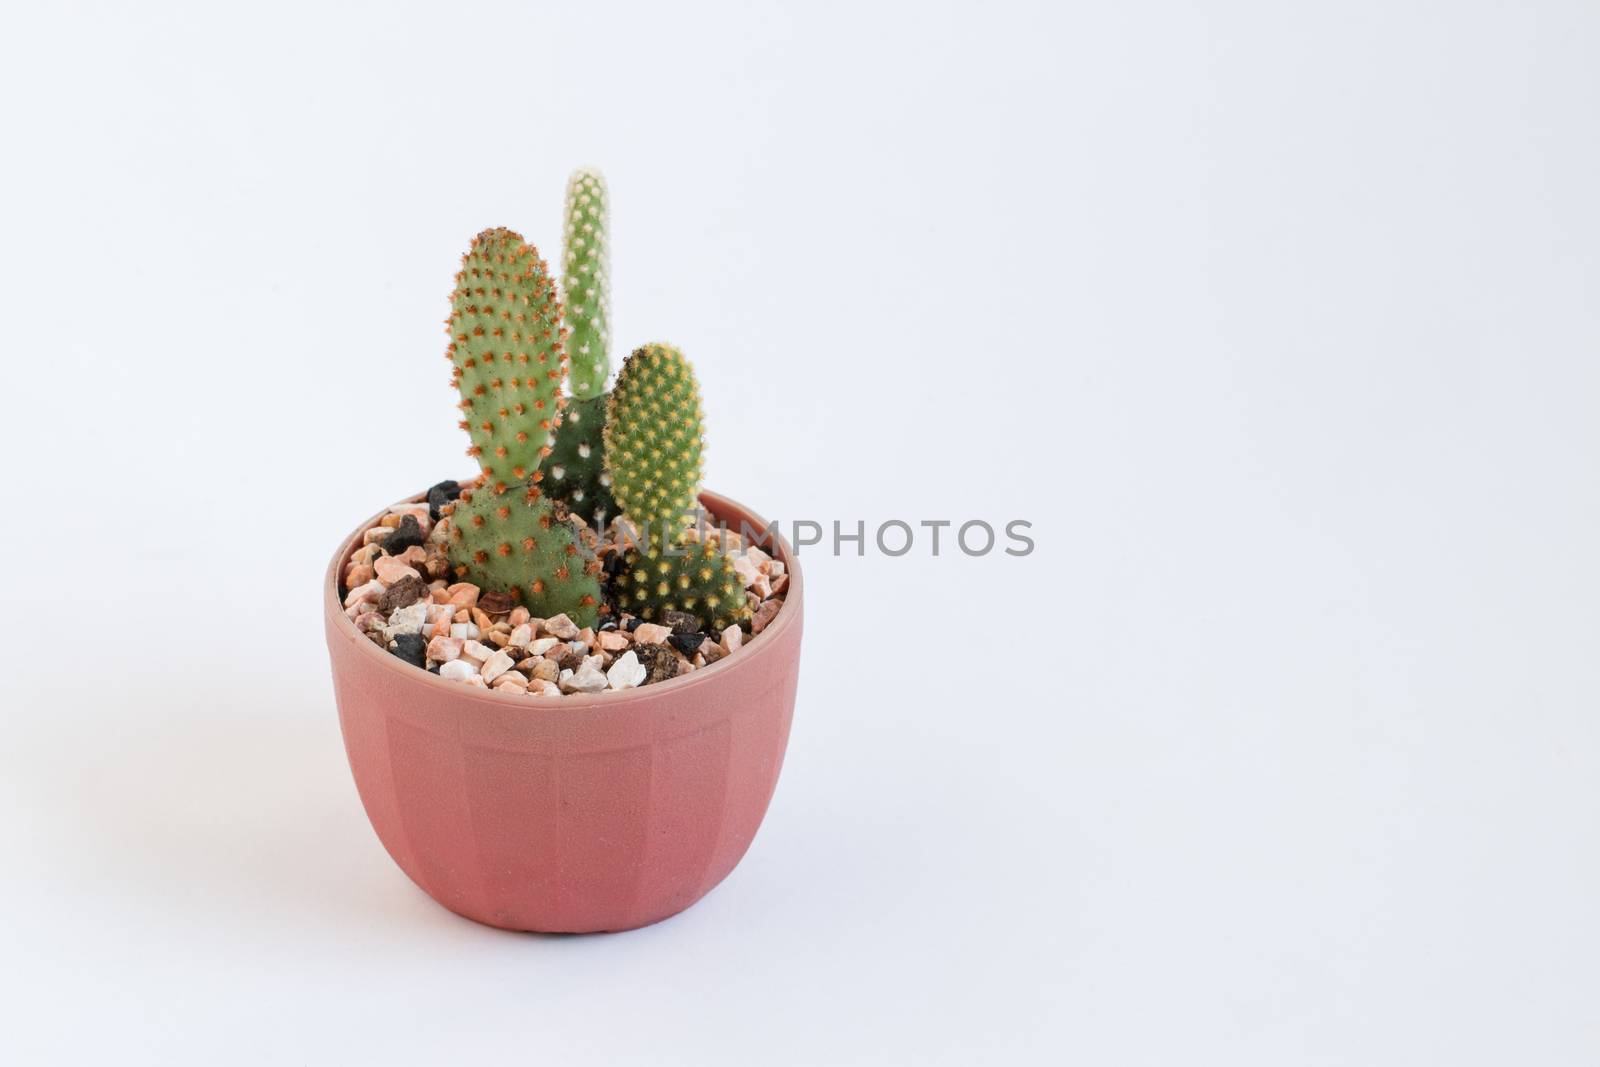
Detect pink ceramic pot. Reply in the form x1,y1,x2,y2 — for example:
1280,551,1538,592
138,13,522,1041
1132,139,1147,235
324,489,802,933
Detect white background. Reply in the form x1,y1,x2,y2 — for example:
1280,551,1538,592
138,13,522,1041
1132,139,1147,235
2,2,1597,1063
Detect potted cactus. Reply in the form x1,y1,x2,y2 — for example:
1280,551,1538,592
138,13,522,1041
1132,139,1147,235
323,169,803,933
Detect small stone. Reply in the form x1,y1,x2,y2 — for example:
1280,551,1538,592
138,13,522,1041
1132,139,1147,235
623,616,642,631
526,637,560,656
668,632,706,657
344,562,375,588
479,590,515,617
491,671,528,693
480,650,514,683
343,579,386,609
529,658,560,682
633,622,672,645
528,678,563,697
508,606,531,627
389,632,427,668
559,664,608,693
732,555,762,588
374,555,419,585
556,645,587,672
425,479,461,522
380,514,425,555
460,640,493,665
720,625,743,654
449,622,480,640
446,582,480,609
659,610,703,635
606,650,646,690
426,636,464,662
633,643,680,685
377,574,427,615
598,619,619,632
471,607,493,632
508,623,533,647
543,613,580,639
485,630,511,648
598,630,630,652
751,599,782,635
438,659,477,682
382,602,429,640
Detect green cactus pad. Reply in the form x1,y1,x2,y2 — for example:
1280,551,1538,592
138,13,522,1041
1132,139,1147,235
448,228,568,492
617,537,751,631
442,484,604,628
541,391,616,529
604,343,705,536
562,168,611,402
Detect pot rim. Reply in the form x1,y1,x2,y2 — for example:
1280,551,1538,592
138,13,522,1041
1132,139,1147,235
324,485,803,709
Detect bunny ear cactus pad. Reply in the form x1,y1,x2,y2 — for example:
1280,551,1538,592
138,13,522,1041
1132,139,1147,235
442,485,604,628
562,168,611,402
604,343,705,535
618,538,751,631
542,392,616,528
448,228,568,492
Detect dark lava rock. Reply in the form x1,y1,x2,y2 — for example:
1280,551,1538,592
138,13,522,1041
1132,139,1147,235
667,632,706,658
380,514,425,555
425,479,461,521
633,643,680,685
557,645,587,672
478,590,515,617
659,610,703,635
623,617,642,632
377,574,426,614
389,632,427,668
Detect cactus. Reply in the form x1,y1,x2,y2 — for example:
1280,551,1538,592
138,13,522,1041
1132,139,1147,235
604,343,705,537
617,537,751,631
442,484,605,627
541,392,616,528
416,177,764,641
541,168,616,526
448,228,568,493
562,168,610,402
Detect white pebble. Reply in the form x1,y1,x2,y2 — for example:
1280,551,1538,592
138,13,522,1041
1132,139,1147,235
480,650,514,683
731,555,761,588
382,602,429,640
343,579,386,609
526,637,560,655
559,664,608,693
438,660,477,682
450,622,480,640
543,613,580,639
606,651,646,690
508,624,533,647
